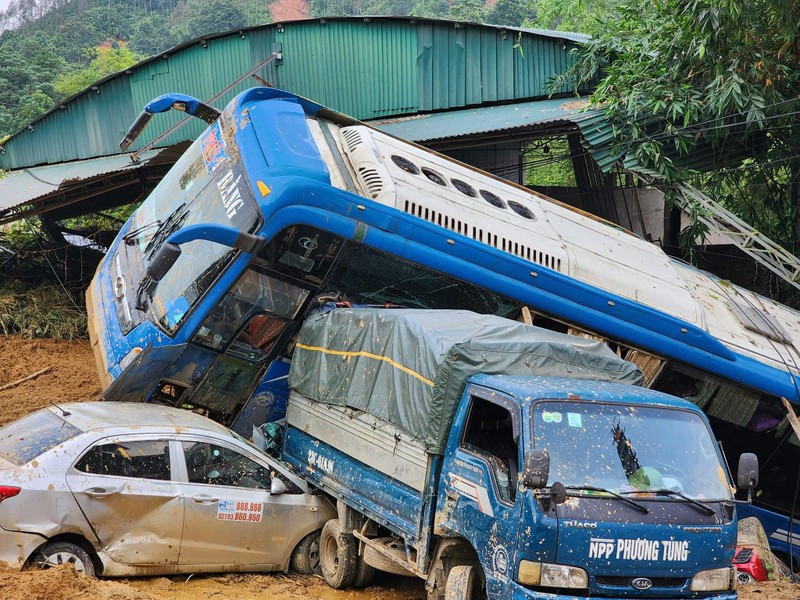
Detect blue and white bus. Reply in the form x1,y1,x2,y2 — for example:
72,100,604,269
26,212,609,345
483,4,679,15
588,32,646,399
88,86,800,563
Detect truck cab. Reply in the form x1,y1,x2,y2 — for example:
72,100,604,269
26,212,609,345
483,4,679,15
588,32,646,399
435,375,740,599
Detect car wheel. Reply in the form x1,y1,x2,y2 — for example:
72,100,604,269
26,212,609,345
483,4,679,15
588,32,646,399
444,565,483,600
319,519,357,588
37,541,95,577
291,530,322,575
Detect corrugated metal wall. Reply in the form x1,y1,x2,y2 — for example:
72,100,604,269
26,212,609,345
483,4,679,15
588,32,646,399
0,18,591,170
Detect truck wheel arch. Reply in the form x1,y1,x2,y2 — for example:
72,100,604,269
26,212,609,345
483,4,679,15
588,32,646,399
426,538,483,600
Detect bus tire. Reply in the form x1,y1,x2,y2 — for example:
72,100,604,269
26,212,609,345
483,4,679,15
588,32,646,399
444,565,482,600
319,519,357,588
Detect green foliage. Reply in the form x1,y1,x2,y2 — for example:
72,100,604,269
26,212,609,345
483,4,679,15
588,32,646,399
532,0,619,34
54,42,142,98
485,0,535,28
0,281,87,339
448,0,484,23
524,138,576,186
556,0,800,264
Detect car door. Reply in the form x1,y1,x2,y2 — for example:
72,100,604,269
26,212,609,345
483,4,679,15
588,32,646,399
66,437,182,566
176,438,295,569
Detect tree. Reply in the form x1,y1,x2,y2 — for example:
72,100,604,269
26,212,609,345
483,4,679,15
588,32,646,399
485,0,535,27
557,0,800,289
532,0,619,34
54,42,142,98
448,0,485,23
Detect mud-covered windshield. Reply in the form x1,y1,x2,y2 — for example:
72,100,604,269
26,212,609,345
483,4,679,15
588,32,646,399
532,401,732,501
123,119,260,332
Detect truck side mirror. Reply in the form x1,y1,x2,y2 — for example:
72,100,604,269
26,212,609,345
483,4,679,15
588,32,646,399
737,452,759,490
521,448,550,489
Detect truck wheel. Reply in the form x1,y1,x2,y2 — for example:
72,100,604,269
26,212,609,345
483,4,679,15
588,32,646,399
352,557,376,588
444,565,482,600
36,541,96,577
319,519,357,588
290,531,321,575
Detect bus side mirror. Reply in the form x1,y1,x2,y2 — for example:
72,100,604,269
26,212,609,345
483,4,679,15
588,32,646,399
147,242,182,282
737,452,759,490
521,448,550,489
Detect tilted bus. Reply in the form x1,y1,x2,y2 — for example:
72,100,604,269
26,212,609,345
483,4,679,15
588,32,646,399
87,87,800,563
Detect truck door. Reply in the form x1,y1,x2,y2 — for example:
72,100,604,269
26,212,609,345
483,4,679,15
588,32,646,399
438,390,522,597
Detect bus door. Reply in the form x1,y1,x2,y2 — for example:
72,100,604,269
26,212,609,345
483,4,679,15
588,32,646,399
185,264,311,425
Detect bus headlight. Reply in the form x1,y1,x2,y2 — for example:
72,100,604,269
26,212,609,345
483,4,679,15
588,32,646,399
518,560,588,589
119,346,143,370
691,567,734,591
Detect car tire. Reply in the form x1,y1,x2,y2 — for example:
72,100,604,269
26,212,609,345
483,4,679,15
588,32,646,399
37,541,96,577
319,519,357,588
444,564,482,600
352,556,376,588
291,530,322,575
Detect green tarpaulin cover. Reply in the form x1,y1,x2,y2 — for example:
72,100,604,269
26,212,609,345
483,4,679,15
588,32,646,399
289,308,643,454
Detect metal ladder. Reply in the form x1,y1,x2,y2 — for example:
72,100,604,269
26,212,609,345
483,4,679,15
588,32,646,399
676,183,800,292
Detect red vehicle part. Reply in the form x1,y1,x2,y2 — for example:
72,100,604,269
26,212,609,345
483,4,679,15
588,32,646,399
733,546,769,584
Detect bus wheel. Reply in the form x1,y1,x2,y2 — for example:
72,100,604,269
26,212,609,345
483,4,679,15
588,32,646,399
319,519,357,588
444,565,482,600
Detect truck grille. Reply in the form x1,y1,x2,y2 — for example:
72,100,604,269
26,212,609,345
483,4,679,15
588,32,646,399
595,576,687,588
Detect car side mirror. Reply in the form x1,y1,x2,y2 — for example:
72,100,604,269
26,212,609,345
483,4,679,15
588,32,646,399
737,452,759,490
521,448,550,489
270,477,287,496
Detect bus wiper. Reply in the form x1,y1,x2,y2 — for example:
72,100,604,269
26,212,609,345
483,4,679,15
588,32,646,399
565,485,649,514
123,220,162,245
648,489,715,516
143,203,189,256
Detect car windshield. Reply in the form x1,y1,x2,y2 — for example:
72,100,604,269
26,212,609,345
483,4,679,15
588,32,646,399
532,400,733,501
0,409,82,466
123,118,261,333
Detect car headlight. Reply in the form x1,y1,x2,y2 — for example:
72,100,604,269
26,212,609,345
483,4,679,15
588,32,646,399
691,567,734,591
518,560,589,589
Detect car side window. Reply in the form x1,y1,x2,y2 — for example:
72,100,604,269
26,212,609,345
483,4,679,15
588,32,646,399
75,440,171,480
182,441,271,489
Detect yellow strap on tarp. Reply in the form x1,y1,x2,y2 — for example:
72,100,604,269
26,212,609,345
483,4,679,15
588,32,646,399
295,342,434,387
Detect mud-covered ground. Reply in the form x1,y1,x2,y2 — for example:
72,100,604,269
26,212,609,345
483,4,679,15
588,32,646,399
0,335,797,600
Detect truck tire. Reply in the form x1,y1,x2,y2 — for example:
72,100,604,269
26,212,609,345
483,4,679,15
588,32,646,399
352,557,376,588
444,565,482,600
36,541,96,577
319,519,358,588
290,530,321,575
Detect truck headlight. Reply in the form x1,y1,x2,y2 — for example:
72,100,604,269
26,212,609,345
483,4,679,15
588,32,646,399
691,567,734,591
518,560,588,589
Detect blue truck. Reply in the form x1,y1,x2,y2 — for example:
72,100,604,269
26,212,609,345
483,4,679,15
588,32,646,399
278,307,758,600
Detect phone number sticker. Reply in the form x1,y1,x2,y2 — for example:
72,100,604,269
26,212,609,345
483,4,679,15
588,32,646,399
217,500,263,522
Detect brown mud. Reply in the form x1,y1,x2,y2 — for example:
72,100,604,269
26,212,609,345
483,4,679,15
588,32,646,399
0,335,796,600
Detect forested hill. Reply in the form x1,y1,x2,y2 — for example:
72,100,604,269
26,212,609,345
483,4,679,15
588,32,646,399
0,0,560,140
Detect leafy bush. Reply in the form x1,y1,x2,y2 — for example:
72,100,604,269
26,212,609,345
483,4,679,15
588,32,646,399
0,281,87,339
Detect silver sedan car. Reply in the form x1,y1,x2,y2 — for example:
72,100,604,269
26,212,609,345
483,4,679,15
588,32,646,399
0,402,334,577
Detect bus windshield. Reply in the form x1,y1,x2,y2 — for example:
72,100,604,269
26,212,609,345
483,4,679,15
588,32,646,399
532,401,733,501
122,119,260,333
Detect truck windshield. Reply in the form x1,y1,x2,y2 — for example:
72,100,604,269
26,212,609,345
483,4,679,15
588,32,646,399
123,119,260,333
532,401,733,501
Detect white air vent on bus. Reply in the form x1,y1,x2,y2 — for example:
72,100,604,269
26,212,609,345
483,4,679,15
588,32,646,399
357,166,384,200
404,200,563,271
339,126,397,206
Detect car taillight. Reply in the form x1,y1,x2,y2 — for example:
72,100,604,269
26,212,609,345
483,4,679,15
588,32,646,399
0,486,20,502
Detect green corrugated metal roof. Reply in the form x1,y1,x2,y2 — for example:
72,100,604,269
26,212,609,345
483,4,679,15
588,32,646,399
371,96,599,141
0,17,592,171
